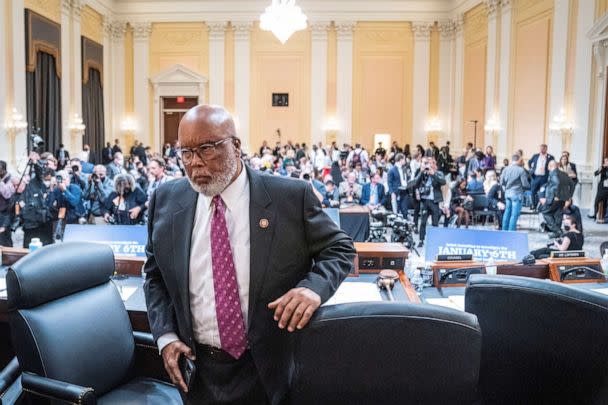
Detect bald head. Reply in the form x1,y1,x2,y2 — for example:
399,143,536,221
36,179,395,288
178,104,237,148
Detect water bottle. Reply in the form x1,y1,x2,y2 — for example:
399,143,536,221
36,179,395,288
601,249,608,276
411,269,424,293
29,238,42,252
405,257,413,279
486,257,497,276
422,262,434,287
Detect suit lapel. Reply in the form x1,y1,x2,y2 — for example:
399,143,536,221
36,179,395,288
172,180,198,332
246,167,276,331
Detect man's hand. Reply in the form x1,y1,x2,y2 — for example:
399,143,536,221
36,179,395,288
161,340,195,393
539,198,546,205
103,213,111,223
58,182,67,192
268,287,321,332
129,206,142,219
497,202,506,210
29,152,40,162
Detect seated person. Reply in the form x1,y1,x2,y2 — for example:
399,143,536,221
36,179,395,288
450,177,473,228
339,172,363,205
530,214,584,259
486,172,505,229
360,173,386,209
466,172,484,193
324,180,340,208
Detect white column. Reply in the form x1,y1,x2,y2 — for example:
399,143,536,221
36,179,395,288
547,0,570,155
9,0,27,170
571,3,594,164
208,22,227,106
0,1,8,165
111,22,126,146
310,21,330,146
452,14,465,150
498,1,512,160
71,1,83,152
412,22,433,147
335,21,355,146
132,22,152,149
102,17,112,145
590,41,607,211
233,22,253,154
438,21,455,146
484,0,499,148
60,0,72,152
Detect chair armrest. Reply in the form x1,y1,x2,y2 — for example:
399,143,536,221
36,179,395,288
21,372,96,405
133,331,157,350
0,357,20,393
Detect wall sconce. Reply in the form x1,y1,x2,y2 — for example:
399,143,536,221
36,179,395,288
484,117,501,132
69,113,86,134
5,108,28,132
121,117,137,132
425,117,442,145
323,117,339,145
549,109,573,132
549,109,573,153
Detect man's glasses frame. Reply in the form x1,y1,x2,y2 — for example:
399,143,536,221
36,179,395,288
177,137,235,164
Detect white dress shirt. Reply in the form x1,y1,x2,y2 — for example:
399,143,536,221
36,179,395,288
535,154,547,176
157,167,251,352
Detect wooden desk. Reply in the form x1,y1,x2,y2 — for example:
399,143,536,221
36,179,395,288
354,242,409,274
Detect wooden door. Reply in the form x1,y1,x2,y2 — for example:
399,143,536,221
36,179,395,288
163,111,185,146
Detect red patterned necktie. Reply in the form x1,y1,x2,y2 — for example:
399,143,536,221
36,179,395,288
210,195,248,359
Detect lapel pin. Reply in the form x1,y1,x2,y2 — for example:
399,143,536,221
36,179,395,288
259,218,269,229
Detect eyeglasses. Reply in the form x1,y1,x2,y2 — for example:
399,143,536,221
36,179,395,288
177,138,235,164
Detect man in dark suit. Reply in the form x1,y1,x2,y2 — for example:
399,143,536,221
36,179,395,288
144,105,355,405
360,173,386,208
112,138,122,156
539,160,575,238
102,142,113,165
528,144,554,208
387,153,411,217
413,156,446,247
55,144,70,170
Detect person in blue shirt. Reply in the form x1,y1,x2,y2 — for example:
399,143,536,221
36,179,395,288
360,173,386,209
466,172,484,193
53,170,87,224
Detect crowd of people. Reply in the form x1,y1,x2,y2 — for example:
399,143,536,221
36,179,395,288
0,138,183,247
1,134,607,257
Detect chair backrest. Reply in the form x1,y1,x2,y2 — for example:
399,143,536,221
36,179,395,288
290,302,481,405
472,194,488,210
7,242,135,396
466,275,608,405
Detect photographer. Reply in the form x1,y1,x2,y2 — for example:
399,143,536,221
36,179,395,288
17,152,54,246
589,157,608,221
530,214,583,259
133,159,149,191
52,170,87,225
85,165,114,224
414,157,446,247
68,158,87,190
538,160,575,238
103,173,147,225
0,161,16,246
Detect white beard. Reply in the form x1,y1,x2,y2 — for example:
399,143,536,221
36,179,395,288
187,157,238,197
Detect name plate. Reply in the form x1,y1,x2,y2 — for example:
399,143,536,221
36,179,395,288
550,251,586,259
436,254,473,262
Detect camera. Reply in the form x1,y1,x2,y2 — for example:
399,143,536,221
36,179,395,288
72,165,79,173
302,173,311,181
90,173,99,182
29,130,44,153
56,175,63,183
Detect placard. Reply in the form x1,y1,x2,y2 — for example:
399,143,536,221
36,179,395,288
425,228,529,262
63,225,147,257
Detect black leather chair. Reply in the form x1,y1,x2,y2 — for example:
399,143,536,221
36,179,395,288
0,357,22,404
290,302,482,405
6,242,182,404
466,275,608,405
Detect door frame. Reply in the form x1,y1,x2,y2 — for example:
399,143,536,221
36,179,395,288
161,106,191,146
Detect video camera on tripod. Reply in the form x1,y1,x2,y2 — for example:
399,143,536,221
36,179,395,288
367,209,419,255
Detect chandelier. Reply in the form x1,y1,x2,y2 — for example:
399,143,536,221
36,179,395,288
260,0,308,44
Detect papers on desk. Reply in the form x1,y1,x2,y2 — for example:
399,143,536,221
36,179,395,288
591,288,608,296
322,282,383,306
426,295,465,312
116,285,138,302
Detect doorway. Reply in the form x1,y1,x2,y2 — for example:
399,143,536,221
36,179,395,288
162,97,198,147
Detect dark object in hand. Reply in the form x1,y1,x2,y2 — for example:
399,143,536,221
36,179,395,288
56,175,63,183
72,165,79,173
178,354,196,392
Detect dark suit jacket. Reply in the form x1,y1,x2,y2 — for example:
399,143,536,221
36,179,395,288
545,169,575,204
360,182,386,206
143,166,356,404
413,170,446,203
528,153,555,178
387,166,402,194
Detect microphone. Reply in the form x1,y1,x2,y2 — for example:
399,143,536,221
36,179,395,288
559,266,607,282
